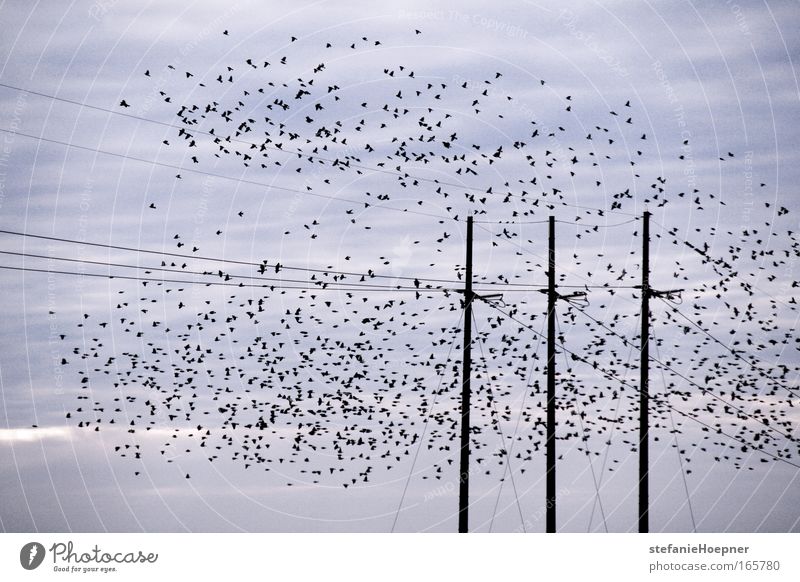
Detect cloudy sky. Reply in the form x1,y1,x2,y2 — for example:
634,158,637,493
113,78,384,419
1,0,799,533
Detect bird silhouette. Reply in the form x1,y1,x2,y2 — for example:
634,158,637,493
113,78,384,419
43,25,797,505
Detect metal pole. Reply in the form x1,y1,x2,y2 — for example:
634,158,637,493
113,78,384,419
639,210,651,533
458,215,474,533
546,215,556,533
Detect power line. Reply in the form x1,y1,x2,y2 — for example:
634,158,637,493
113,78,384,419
486,314,546,533
566,301,799,447
652,325,697,532
656,296,800,401
0,228,462,286
0,81,642,221
555,217,639,228
554,310,609,533
0,228,637,292
471,217,638,226
482,301,800,470
471,221,641,297
6,78,473,209
391,311,463,532
472,312,526,532
650,217,799,313
6,230,791,457
0,259,551,296
0,127,455,222
588,311,640,532
0,81,482,199
0,249,452,292
3,66,796,532
0,264,450,293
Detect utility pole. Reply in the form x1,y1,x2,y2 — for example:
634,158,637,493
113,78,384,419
458,215,474,534
637,210,682,533
546,215,556,533
639,210,651,534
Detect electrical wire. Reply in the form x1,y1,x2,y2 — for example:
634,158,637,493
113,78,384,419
0,264,449,293
472,312,526,532
650,217,798,313
391,312,463,532
0,127,454,222
0,228,640,292
587,311,640,532
481,301,800,470
0,249,448,292
555,309,608,532
566,301,798,446
0,81,643,221
656,296,800,401
486,314,545,533
652,326,698,532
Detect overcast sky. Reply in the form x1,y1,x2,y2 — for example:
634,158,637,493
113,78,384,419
1,0,799,533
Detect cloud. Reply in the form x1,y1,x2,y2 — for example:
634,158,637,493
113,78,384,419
0,426,73,442
0,0,798,533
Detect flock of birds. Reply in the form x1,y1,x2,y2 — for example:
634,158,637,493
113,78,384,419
45,27,799,508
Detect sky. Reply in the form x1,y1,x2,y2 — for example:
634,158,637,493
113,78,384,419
0,0,799,533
